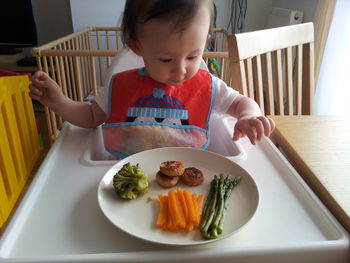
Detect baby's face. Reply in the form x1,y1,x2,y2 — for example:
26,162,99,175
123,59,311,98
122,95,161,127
132,4,210,86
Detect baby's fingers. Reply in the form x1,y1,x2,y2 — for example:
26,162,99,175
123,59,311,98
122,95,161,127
250,118,264,141
232,128,243,141
29,84,43,100
257,116,276,136
31,71,50,87
256,116,272,136
245,128,257,145
269,118,276,133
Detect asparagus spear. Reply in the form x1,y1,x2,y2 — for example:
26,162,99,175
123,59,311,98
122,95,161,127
200,175,242,239
200,175,219,238
200,175,216,228
217,176,241,234
211,175,227,233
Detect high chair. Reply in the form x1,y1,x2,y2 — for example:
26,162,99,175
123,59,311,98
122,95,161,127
227,22,315,115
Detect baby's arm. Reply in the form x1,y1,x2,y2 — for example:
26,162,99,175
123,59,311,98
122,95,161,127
30,71,106,128
226,94,275,145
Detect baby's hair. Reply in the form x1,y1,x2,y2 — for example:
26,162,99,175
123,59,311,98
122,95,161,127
122,0,213,42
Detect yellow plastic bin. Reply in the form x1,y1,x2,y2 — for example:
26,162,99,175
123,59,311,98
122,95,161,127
0,75,41,228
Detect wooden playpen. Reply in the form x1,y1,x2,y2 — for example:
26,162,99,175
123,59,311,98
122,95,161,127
31,27,231,144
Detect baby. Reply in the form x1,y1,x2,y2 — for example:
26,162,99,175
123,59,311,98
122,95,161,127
30,0,275,159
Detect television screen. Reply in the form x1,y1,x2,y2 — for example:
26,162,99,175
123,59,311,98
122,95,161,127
0,0,38,54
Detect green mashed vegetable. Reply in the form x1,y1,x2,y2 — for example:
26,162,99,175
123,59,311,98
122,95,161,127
113,163,149,200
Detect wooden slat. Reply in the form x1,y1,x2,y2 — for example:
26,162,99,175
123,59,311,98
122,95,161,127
78,35,87,98
90,56,98,96
262,52,275,115
64,42,71,97
274,50,284,115
92,26,122,32
106,31,112,67
53,49,64,128
83,33,92,97
252,55,265,115
34,48,227,59
203,52,229,59
285,47,294,115
245,59,255,100
228,62,237,92
296,45,303,115
73,56,83,102
96,30,103,84
115,30,120,50
49,56,56,82
68,40,77,101
58,44,68,97
36,57,42,71
57,45,66,128
219,34,227,80
302,42,315,114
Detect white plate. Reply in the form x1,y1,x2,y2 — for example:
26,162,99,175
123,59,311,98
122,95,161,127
97,147,259,246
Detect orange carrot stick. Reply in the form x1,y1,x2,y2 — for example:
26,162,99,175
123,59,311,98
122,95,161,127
175,192,186,230
168,189,186,229
177,188,189,223
156,194,168,229
183,189,196,224
197,194,204,219
166,195,178,232
192,194,199,227
185,222,194,232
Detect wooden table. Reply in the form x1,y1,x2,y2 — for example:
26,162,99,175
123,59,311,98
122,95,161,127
270,116,350,233
0,52,37,73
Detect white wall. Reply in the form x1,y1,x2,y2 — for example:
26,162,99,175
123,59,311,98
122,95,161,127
272,0,317,23
71,0,312,34
70,0,233,32
246,0,273,31
213,0,231,29
213,0,273,33
314,0,350,115
31,0,318,45
70,0,126,32
31,0,73,45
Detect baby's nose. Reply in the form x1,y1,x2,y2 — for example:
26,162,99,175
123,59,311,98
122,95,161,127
172,61,187,75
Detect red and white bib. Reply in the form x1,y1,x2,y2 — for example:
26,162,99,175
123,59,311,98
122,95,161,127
102,68,215,158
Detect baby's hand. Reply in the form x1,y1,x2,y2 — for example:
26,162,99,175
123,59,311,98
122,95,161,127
29,71,64,108
232,116,275,145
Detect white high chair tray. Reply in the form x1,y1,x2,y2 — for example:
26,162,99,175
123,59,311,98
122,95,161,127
0,116,349,263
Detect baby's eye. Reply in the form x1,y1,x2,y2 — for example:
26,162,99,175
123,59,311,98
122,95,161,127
159,58,172,63
187,56,197,60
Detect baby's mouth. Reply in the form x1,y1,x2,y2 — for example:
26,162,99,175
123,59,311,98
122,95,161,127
168,79,184,85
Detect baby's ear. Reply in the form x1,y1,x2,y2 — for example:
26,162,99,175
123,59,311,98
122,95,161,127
126,39,142,56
